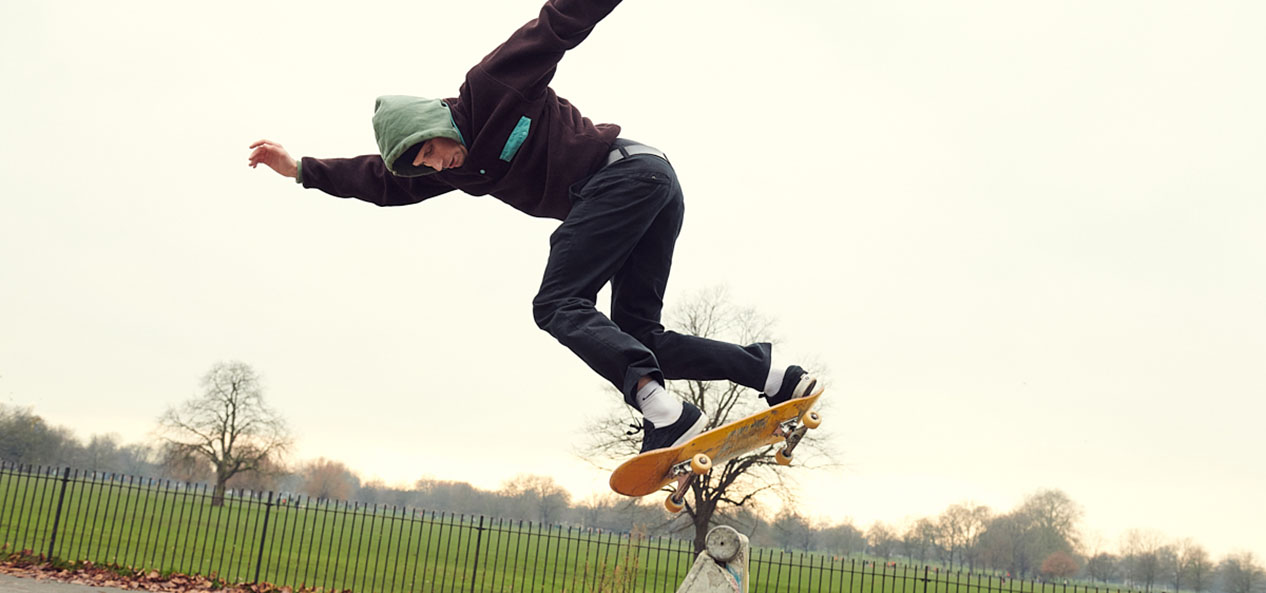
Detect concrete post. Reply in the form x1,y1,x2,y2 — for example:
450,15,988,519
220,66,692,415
675,526,750,593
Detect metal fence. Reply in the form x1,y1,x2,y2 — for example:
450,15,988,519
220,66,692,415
1,462,1136,593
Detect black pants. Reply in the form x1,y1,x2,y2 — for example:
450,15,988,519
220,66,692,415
532,147,771,409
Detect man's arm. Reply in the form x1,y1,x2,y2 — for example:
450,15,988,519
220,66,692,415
248,140,451,207
299,155,453,207
473,0,624,99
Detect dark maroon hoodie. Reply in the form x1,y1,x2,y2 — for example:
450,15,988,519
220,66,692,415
298,0,625,221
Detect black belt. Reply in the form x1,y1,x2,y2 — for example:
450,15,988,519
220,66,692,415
606,138,668,166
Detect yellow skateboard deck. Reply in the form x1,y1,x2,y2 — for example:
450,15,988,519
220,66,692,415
609,389,823,509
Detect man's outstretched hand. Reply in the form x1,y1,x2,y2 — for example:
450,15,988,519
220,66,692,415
248,140,299,179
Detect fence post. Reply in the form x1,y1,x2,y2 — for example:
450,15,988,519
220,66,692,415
468,515,486,593
45,467,72,559
253,491,275,584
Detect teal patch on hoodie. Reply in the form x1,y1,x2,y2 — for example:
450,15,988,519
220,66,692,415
500,116,532,162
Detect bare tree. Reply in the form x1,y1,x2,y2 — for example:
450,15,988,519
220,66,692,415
902,518,939,563
157,361,292,506
1016,489,1082,555
226,455,286,492
980,512,1031,577
159,441,215,483
1161,538,1214,593
819,521,867,557
979,489,1081,577
1086,551,1121,584
1083,533,1120,584
1156,546,1180,592
0,404,75,465
867,521,899,560
413,477,490,516
962,503,993,570
580,287,834,553
576,492,618,530
770,510,817,551
1220,552,1265,593
500,474,572,524
1184,542,1213,593
938,502,992,569
300,457,361,501
1121,529,1166,592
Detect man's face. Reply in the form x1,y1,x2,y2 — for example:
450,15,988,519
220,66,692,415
412,137,468,172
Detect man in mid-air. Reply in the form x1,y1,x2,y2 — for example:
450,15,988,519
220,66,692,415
248,0,820,454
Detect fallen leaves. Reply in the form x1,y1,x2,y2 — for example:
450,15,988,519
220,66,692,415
1,549,330,593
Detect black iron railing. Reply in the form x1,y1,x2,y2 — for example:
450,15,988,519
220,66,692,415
1,462,1142,593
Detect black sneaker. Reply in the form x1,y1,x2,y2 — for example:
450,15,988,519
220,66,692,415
639,401,709,454
760,365,820,407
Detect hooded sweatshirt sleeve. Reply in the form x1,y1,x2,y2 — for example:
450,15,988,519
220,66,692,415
300,155,454,207
473,0,624,99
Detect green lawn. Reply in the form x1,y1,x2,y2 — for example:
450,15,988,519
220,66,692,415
1,469,691,592
2,468,1137,593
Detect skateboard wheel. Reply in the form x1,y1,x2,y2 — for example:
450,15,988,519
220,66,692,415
775,448,793,466
665,493,685,513
690,453,712,474
802,410,822,429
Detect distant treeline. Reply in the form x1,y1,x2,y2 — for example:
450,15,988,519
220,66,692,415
2,403,1262,593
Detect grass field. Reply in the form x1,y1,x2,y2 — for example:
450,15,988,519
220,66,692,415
2,467,1140,593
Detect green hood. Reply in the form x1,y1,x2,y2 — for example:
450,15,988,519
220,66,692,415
372,95,464,177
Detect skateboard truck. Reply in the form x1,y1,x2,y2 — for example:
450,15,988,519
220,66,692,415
774,410,821,465
665,453,712,513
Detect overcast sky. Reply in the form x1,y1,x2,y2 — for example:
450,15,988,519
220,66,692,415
2,0,1263,561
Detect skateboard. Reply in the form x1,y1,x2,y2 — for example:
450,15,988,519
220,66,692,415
609,389,824,513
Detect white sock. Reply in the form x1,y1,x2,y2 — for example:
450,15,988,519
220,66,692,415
637,381,683,427
764,360,787,395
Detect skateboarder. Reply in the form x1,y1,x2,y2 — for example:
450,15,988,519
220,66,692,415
247,0,818,454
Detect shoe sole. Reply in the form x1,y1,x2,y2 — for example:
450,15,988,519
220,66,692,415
795,375,823,399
